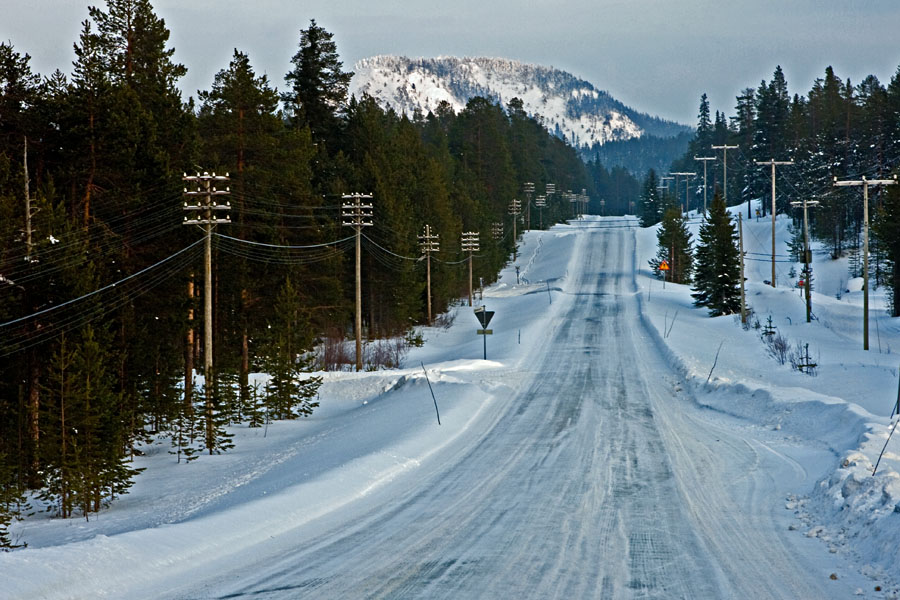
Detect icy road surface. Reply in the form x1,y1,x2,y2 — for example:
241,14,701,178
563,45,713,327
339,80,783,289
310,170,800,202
171,226,854,599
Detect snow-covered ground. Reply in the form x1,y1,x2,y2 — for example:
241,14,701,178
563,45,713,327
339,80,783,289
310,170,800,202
2,210,899,599
636,202,900,596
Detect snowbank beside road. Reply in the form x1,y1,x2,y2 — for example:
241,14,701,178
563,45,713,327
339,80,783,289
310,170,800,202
635,205,900,592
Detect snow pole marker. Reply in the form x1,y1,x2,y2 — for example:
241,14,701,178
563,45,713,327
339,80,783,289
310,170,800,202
707,340,725,383
873,418,899,476
420,362,441,425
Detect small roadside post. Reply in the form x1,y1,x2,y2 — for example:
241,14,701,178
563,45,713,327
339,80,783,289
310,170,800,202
474,306,495,360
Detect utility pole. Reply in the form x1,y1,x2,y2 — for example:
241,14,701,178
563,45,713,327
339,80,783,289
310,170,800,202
492,221,504,240
183,172,230,453
342,193,374,370
523,182,535,230
790,197,820,323
694,155,715,216
545,182,556,224
711,144,739,208
834,175,897,350
418,224,439,324
738,214,747,324
508,198,522,260
535,195,546,229
755,159,793,289
672,172,696,215
462,231,480,307
565,191,577,219
659,176,674,201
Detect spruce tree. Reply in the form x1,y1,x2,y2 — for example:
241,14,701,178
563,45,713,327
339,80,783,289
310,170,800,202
283,20,353,145
650,206,693,284
874,185,900,316
692,194,742,316
261,278,321,419
639,169,661,226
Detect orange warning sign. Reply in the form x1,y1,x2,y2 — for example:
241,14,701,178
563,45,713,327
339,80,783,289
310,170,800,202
659,260,670,271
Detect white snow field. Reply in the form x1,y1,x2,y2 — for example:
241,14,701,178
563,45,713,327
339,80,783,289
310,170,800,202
3,210,900,599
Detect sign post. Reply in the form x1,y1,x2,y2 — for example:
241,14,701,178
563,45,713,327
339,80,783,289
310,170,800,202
474,306,495,360
659,259,670,289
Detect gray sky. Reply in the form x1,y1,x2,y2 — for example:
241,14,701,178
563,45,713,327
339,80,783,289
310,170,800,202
4,0,900,124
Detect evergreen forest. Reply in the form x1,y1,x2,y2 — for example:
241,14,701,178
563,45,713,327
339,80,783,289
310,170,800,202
0,1,610,539
639,66,900,316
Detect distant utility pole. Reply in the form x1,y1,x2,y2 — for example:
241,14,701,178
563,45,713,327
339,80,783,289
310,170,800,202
694,155,716,215
418,224,439,325
462,231,480,307
755,159,793,288
508,198,522,260
492,221,504,240
738,214,747,324
535,195,547,229
659,176,674,200
183,172,230,453
711,144,739,208
790,197,820,323
523,182,535,230
545,183,556,222
342,193,374,370
834,175,897,350
565,190,577,219
671,172,696,215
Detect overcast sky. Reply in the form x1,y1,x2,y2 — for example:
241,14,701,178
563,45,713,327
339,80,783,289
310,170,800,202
4,0,900,124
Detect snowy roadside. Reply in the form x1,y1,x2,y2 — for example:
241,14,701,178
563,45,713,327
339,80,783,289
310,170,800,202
634,208,900,593
0,226,584,599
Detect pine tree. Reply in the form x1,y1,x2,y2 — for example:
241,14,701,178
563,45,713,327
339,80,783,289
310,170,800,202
283,20,353,145
261,278,321,419
874,185,900,316
650,206,693,284
639,169,661,226
0,452,29,550
692,194,742,316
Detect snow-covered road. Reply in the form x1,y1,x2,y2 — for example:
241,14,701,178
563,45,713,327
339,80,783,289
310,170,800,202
163,226,858,599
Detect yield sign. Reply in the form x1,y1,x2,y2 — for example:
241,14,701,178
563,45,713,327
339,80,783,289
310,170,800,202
474,306,495,328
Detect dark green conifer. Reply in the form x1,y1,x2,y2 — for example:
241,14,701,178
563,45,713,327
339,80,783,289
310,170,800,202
650,206,693,284
692,194,742,316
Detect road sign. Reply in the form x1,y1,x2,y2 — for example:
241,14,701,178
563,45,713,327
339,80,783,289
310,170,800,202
659,260,670,271
474,306,495,360
474,307,495,328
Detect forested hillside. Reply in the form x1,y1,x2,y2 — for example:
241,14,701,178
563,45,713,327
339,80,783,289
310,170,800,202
638,67,900,315
0,1,598,537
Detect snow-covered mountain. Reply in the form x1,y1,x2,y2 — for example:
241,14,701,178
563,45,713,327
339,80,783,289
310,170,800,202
350,56,689,149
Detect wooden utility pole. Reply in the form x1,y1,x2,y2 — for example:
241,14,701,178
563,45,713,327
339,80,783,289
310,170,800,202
755,159,794,288
672,172,696,215
462,231,480,307
711,144,739,209
834,175,897,350
183,172,230,452
342,193,373,370
790,198,820,323
738,214,747,324
418,224,439,324
508,199,521,261
694,156,715,216
535,195,546,229
523,182,535,230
